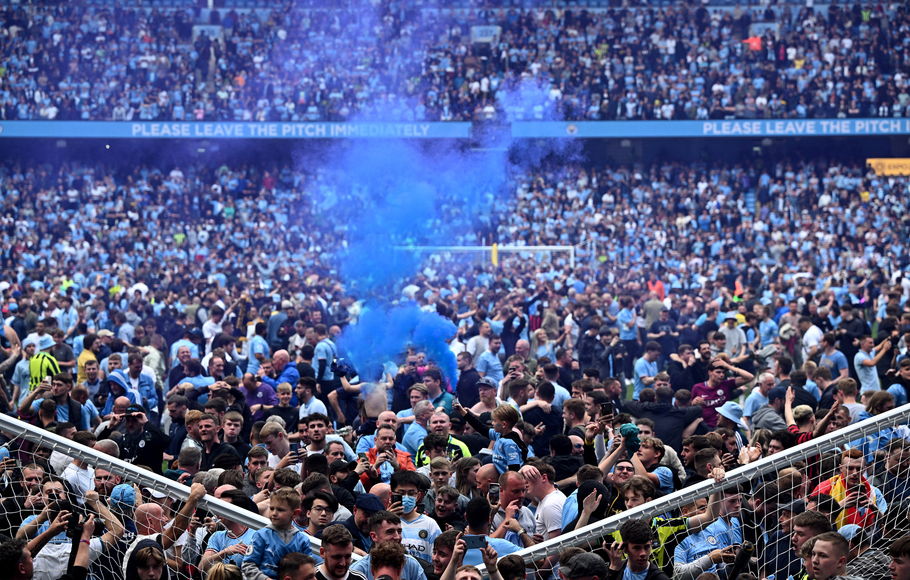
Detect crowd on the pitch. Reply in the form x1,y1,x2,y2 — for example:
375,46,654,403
0,156,906,304
3,263,910,580
2,1,910,122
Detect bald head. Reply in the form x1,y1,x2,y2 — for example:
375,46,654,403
369,483,391,509
113,396,131,413
377,411,398,429
136,503,166,535
214,484,237,498
477,464,500,495
273,350,289,367
93,439,120,458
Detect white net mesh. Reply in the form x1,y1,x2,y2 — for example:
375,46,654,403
480,405,910,580
0,414,304,580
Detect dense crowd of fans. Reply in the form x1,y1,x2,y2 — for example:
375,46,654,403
0,149,908,580
2,1,910,122
4,236,910,580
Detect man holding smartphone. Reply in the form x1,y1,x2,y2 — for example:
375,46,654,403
459,498,519,567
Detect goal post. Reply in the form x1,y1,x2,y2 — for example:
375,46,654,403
475,403,910,575
0,413,288,539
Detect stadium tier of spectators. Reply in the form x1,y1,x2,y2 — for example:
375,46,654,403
2,2,910,122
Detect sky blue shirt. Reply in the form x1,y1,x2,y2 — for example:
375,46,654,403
819,350,849,378
402,422,427,457
759,319,779,347
742,390,768,419
633,357,658,401
351,554,428,580
477,351,504,382
247,335,270,375
619,308,637,340
314,338,337,381
855,350,880,393
461,536,520,566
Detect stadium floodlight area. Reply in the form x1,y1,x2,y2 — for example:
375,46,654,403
477,404,910,578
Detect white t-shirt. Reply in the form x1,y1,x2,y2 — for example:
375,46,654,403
801,325,823,361
535,489,567,540
62,463,94,503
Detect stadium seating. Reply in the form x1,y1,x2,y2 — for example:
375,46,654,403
1,2,907,122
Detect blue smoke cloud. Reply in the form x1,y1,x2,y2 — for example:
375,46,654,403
311,79,580,389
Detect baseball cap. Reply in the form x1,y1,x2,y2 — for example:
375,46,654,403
148,488,168,500
768,386,788,402
355,493,385,514
838,524,862,542
97,329,114,338
561,553,610,579
126,404,146,414
109,484,137,510
476,377,498,390
6,303,17,312
780,498,806,515
281,300,294,309
330,460,353,477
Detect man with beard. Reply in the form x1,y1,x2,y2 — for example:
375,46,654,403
0,464,46,537
360,425,416,487
99,403,170,474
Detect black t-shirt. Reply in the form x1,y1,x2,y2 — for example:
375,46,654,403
297,362,316,380
265,405,299,433
316,566,367,580
649,320,679,355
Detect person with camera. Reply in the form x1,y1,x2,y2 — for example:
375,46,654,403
1,512,100,580
98,403,171,475
438,532,503,580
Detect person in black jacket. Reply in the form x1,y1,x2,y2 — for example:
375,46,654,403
454,353,481,410
604,519,671,580
99,404,171,474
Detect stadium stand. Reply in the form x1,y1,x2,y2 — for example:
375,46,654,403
0,2,908,121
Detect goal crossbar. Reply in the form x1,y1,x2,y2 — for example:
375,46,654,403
475,404,910,574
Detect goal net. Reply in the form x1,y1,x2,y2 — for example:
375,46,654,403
481,404,910,580
0,413,329,580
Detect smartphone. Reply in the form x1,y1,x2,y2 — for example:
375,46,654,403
358,452,369,462
488,483,500,505
463,535,487,550
391,494,403,505
290,443,299,455
601,402,612,417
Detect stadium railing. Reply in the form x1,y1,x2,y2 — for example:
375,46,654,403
476,403,910,574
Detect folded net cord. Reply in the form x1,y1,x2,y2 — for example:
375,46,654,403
0,413,357,580
479,404,910,580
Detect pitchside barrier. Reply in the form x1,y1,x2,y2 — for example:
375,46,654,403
476,404,910,576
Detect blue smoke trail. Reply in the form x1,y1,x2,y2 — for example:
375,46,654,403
312,79,580,388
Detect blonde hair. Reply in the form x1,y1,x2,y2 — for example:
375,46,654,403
276,382,292,394
185,410,204,427
259,422,287,441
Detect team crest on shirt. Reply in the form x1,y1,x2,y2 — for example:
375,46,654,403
258,392,263,398
419,530,428,539
139,441,146,448
717,389,723,396
706,536,717,545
